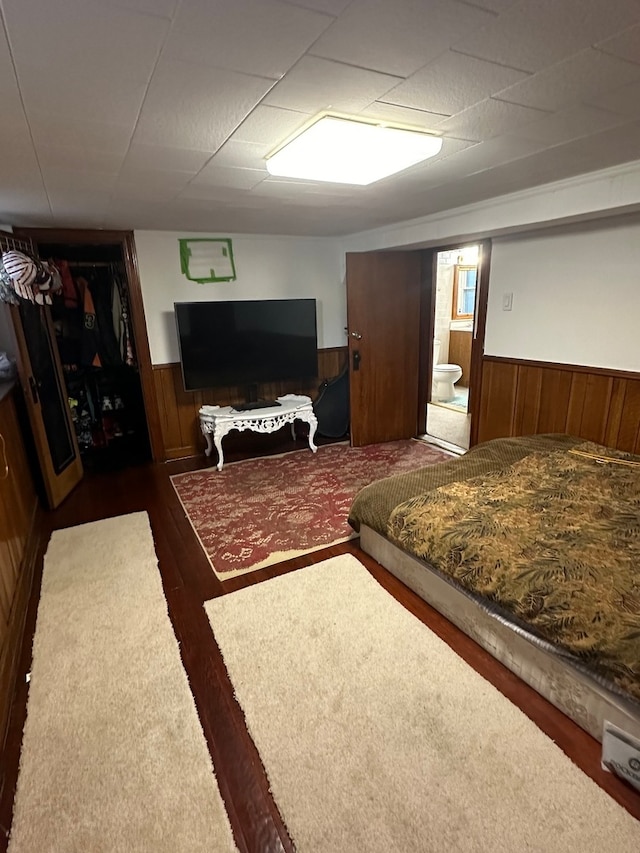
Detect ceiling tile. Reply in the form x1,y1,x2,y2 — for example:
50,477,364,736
18,64,148,125
133,59,273,149
231,106,311,146
0,24,18,99
166,0,333,79
587,79,640,118
0,188,52,222
358,101,449,128
114,170,192,200
457,0,519,11
207,141,268,169
595,23,640,64
283,0,352,13
250,178,321,199
101,0,179,17
121,144,213,173
183,165,267,192
262,57,403,114
452,0,640,73
37,145,124,174
515,105,629,145
401,134,548,184
495,48,640,112
28,115,133,156
310,0,495,78
383,50,530,115
42,169,118,193
3,0,640,237
4,0,169,84
434,98,550,142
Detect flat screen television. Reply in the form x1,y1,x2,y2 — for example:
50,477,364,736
175,298,319,395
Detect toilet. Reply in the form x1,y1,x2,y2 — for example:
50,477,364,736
432,339,463,403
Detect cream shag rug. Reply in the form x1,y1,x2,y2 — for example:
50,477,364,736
205,554,640,853
9,512,237,853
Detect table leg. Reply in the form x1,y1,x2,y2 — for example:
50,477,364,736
203,430,214,457
290,421,297,441
306,412,318,453
213,427,225,471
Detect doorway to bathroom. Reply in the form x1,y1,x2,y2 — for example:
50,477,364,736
424,244,479,453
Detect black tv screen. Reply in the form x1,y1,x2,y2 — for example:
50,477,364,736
175,298,319,392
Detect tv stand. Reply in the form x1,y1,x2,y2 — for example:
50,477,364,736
232,400,281,412
198,394,317,471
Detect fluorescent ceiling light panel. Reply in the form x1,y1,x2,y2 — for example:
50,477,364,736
266,115,442,185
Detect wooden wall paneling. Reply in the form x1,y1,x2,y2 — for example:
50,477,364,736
617,380,640,453
0,391,39,754
154,348,349,460
155,367,183,455
537,369,573,434
564,373,589,438
604,378,627,448
477,357,640,453
477,360,518,443
579,374,614,443
513,365,543,436
449,331,472,386
172,367,197,452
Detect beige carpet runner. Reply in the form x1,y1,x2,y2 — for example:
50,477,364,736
205,554,640,852
9,512,237,853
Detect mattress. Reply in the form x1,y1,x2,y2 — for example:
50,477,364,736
361,525,640,743
349,434,640,740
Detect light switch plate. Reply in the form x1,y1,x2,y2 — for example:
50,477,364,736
502,292,513,311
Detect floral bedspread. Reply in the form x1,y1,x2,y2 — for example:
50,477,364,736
388,443,640,702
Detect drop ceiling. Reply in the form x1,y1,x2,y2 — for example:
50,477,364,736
2,0,640,237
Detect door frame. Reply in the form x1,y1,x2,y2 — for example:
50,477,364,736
14,227,165,463
421,238,491,447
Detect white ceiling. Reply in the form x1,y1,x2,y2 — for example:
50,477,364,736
2,0,640,237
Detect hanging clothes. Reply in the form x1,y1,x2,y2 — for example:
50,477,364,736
87,270,123,368
76,276,102,368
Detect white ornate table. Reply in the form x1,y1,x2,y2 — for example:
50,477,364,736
198,394,318,471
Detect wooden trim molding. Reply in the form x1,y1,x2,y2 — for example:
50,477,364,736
477,355,640,453
469,239,491,446
483,354,640,382
154,347,348,459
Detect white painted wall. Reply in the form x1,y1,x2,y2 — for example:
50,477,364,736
485,217,640,371
337,163,640,374
134,230,345,364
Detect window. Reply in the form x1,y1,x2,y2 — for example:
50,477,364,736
452,265,477,320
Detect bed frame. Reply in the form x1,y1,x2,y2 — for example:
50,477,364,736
361,525,640,744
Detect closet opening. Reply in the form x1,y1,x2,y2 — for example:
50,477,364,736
35,239,152,473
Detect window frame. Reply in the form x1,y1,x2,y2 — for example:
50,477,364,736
452,264,477,320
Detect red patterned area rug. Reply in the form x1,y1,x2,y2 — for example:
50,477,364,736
171,440,451,580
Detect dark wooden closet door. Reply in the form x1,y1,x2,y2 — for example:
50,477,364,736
11,302,83,508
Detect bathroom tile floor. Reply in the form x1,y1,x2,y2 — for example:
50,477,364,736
425,395,471,451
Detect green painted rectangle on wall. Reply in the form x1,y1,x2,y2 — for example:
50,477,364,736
179,238,236,283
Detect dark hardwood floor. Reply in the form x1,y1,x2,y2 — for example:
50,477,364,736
1,432,639,851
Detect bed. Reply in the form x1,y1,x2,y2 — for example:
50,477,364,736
348,434,640,743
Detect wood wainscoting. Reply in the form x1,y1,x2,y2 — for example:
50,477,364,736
448,330,472,386
477,356,640,452
0,388,40,758
154,347,348,459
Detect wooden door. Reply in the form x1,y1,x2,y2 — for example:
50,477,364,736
11,302,83,508
468,239,491,444
346,251,424,446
